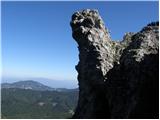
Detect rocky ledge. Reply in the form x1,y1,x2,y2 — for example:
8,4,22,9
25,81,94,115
70,9,159,119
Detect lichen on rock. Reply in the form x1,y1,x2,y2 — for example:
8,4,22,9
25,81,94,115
70,9,159,119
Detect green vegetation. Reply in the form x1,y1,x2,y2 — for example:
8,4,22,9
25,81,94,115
1,88,78,119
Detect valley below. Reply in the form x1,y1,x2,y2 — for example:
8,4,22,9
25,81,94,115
1,80,78,119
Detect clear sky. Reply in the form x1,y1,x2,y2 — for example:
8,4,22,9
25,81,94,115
2,1,158,82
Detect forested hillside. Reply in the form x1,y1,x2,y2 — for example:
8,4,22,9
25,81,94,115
2,88,78,119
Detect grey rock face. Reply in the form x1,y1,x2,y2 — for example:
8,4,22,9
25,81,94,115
70,9,159,119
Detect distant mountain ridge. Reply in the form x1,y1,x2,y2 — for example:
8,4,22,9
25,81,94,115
2,77,78,89
2,80,55,91
1,80,79,92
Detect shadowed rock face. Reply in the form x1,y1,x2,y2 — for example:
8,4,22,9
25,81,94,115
70,9,159,119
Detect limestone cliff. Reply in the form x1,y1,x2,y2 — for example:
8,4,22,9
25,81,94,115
70,9,159,119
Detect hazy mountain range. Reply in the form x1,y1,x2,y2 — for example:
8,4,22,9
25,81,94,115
1,80,79,92
2,80,54,91
2,77,78,88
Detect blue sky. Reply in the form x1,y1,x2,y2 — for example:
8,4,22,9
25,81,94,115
2,1,158,83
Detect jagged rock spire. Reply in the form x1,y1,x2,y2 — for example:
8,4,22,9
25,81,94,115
70,9,159,119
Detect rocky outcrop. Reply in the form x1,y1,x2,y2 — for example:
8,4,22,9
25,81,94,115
70,9,159,119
